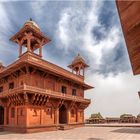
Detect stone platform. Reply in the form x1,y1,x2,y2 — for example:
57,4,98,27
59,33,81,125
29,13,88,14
0,126,140,140
86,123,140,127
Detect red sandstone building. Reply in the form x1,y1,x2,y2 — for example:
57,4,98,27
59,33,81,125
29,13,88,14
0,19,93,133
116,1,140,98
116,1,140,75
86,113,105,124
120,114,136,123
106,117,120,123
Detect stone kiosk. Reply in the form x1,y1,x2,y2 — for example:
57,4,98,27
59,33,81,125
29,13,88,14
0,19,93,133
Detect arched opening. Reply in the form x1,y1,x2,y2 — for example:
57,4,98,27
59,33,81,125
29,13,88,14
0,106,4,125
59,104,67,124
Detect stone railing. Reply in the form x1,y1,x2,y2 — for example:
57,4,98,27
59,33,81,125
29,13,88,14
23,85,90,103
0,85,90,104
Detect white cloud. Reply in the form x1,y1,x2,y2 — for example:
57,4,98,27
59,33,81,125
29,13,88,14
85,71,140,118
55,1,122,69
0,3,12,34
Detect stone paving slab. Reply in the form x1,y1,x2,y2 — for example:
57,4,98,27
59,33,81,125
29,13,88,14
0,126,140,140
86,123,140,127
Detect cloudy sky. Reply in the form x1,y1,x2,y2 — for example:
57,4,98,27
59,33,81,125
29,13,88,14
0,0,140,118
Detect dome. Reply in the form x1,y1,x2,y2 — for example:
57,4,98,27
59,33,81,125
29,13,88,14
68,53,89,68
24,18,40,30
72,53,86,65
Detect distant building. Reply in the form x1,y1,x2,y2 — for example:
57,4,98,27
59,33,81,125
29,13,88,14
106,117,120,123
137,114,140,123
120,114,136,123
0,19,93,133
86,113,105,124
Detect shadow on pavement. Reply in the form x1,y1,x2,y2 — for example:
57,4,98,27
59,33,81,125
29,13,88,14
111,128,140,134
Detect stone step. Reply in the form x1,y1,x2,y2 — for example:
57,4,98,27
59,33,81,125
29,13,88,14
0,125,4,132
58,125,74,130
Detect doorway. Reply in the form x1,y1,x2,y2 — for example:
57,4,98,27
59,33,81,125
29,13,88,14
59,104,67,124
0,106,4,125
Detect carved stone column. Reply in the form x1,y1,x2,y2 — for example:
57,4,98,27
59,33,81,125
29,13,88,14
39,45,42,57
15,106,18,126
54,108,59,125
67,109,70,124
19,44,22,57
27,38,31,52
4,107,7,125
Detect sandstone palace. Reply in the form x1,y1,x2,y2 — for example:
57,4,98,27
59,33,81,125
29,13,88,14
0,19,93,133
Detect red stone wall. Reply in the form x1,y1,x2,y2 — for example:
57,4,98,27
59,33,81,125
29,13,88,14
8,106,26,126
26,73,84,97
69,108,77,123
0,70,86,130
77,110,84,123
27,106,55,126
116,1,140,74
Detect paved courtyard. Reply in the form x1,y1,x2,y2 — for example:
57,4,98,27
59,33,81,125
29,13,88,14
0,126,140,140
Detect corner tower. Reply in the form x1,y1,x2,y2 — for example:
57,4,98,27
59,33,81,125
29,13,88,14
10,18,50,58
68,54,89,76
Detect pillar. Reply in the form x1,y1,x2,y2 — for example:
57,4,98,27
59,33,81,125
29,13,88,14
67,109,70,124
15,106,17,126
77,109,79,123
19,44,22,57
54,108,59,125
39,45,42,57
76,109,78,122
83,68,85,76
26,107,29,127
27,38,31,52
82,110,84,123
40,108,43,125
4,107,7,125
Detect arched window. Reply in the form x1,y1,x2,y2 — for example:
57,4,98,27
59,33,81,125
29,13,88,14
9,82,14,89
61,86,67,94
72,89,76,96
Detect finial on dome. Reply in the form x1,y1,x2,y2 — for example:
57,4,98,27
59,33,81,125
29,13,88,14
30,18,33,21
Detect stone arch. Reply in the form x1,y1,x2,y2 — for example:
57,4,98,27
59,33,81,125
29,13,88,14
59,104,67,124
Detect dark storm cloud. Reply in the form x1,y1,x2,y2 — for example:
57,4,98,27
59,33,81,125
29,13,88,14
98,1,119,29
91,2,118,42
92,26,106,41
98,41,131,76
